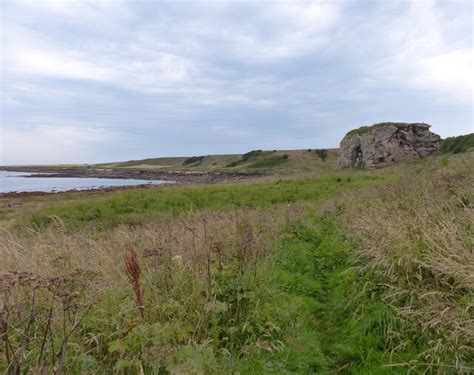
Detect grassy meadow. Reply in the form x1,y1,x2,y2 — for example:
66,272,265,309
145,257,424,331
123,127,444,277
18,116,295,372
0,151,473,374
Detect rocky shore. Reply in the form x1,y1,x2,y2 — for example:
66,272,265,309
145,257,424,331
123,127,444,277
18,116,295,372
0,166,265,197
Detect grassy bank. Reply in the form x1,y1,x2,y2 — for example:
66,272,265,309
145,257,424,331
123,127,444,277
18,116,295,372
1,152,472,373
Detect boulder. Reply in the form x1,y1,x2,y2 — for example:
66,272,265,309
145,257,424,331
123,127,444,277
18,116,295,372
338,122,441,168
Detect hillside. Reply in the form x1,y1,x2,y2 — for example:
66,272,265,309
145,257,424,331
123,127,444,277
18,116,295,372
96,148,339,174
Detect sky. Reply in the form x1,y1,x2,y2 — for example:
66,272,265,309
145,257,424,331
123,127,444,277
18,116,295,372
1,0,473,165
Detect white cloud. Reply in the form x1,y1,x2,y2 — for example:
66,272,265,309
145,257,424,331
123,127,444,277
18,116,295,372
183,1,341,62
1,0,472,165
8,0,134,29
4,26,196,92
413,48,472,101
367,0,473,103
0,123,123,165
3,0,342,84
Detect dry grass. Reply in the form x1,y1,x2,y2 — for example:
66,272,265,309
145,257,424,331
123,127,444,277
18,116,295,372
0,204,304,372
339,153,474,371
1,206,298,288
0,205,301,279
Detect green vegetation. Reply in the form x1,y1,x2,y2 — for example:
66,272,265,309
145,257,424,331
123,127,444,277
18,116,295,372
225,150,276,169
345,122,408,137
345,123,386,136
182,156,205,166
248,155,289,169
26,175,383,229
1,151,473,374
241,150,265,161
96,148,339,173
98,156,189,169
440,133,474,154
314,149,328,161
224,161,239,168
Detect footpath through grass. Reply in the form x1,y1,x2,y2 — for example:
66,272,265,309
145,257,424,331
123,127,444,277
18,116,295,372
237,217,416,374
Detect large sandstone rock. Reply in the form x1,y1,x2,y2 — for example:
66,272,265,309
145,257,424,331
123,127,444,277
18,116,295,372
338,122,441,168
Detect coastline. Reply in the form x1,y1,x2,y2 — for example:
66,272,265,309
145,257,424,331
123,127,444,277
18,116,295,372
0,166,265,197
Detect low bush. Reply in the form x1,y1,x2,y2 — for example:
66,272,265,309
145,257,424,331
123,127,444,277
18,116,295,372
225,161,239,168
248,156,288,169
315,149,328,161
439,133,474,154
241,150,263,162
182,156,205,166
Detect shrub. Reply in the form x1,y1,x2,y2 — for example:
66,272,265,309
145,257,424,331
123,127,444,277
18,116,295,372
241,150,263,161
315,149,328,161
439,133,474,154
182,156,205,166
225,161,239,168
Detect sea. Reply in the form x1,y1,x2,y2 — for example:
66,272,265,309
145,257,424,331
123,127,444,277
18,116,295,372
0,170,169,194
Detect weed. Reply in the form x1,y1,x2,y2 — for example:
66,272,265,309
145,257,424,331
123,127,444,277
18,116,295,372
124,248,145,319
0,270,93,373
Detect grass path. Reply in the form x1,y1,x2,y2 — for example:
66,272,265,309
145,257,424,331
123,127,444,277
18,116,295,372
241,217,412,374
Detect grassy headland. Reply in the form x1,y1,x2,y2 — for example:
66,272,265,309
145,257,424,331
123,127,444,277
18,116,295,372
0,151,472,374
96,148,339,174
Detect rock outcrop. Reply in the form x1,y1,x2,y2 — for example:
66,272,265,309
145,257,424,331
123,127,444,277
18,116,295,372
338,122,441,168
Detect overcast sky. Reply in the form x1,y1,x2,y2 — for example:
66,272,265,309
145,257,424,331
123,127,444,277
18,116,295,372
1,0,472,165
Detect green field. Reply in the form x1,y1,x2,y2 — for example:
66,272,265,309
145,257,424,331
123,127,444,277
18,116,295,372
1,151,473,374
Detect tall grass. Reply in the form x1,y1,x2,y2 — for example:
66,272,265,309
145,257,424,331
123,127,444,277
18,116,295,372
339,152,473,372
24,175,384,229
0,206,304,373
1,152,472,373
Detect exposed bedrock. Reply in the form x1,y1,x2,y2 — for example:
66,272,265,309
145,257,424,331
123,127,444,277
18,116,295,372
338,122,441,168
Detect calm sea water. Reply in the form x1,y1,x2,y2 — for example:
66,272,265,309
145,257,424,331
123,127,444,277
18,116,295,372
0,170,170,193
